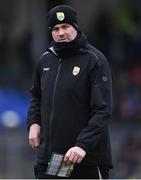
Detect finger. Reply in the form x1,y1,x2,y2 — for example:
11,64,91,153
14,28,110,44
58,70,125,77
64,150,72,163
67,152,76,164
29,138,39,149
72,155,79,164
29,139,35,148
34,138,40,148
29,138,33,146
77,156,83,163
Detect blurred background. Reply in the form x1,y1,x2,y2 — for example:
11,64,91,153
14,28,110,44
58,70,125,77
0,0,141,178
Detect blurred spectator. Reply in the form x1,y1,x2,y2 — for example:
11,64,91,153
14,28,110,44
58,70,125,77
112,132,141,178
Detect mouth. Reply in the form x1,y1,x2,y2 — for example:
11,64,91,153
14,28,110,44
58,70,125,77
58,38,68,42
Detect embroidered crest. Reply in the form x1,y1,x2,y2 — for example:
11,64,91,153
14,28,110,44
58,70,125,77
72,66,80,76
102,76,108,82
56,12,65,21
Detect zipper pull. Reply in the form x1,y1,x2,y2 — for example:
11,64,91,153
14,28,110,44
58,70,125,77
59,58,62,64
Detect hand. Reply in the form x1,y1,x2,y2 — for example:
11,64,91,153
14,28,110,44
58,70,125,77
29,123,41,149
64,146,86,164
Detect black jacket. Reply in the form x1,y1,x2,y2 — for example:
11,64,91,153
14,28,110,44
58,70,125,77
27,36,113,168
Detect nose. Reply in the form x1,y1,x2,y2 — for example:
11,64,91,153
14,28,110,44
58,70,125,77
58,28,65,36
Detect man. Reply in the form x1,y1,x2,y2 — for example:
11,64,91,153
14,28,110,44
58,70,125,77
27,5,113,179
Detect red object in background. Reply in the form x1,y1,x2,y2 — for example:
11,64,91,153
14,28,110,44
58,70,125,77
129,65,141,86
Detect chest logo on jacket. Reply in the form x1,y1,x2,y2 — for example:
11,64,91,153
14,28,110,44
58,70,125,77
72,66,80,76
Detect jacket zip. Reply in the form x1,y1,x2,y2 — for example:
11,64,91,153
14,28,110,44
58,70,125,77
48,58,62,155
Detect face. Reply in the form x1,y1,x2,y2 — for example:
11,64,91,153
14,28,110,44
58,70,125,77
51,23,77,43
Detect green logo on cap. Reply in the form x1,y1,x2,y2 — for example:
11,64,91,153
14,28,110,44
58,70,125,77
56,12,65,21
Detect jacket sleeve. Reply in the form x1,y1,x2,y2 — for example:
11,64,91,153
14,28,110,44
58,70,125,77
27,62,42,130
75,55,112,153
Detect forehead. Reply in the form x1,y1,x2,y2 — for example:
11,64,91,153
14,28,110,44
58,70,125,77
53,23,72,28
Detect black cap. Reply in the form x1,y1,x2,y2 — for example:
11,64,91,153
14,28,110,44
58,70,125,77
47,5,79,31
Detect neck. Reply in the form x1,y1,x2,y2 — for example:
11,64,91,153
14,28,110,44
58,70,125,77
52,31,87,58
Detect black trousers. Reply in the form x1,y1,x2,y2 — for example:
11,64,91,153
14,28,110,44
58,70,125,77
34,163,110,179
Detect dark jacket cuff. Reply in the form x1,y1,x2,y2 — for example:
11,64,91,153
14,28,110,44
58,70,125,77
27,120,41,131
75,142,89,153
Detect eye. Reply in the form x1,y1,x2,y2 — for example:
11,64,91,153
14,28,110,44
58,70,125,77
52,27,59,32
62,25,70,29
